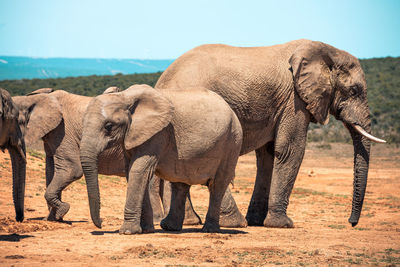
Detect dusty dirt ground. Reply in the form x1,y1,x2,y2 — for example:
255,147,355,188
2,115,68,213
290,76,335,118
0,142,399,266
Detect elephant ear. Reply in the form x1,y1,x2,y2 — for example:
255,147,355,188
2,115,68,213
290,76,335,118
26,88,54,96
24,95,63,146
123,85,174,150
289,41,335,125
0,88,18,121
102,86,120,94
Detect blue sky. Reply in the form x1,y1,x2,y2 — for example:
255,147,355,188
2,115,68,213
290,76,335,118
0,0,399,59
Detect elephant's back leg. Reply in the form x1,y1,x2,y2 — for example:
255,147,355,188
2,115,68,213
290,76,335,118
160,182,191,231
202,154,238,232
44,152,83,221
246,141,275,226
161,179,202,226
44,154,58,220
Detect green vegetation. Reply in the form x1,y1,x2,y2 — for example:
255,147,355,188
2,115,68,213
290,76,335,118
1,56,399,143
0,72,162,97
27,149,45,160
327,224,346,230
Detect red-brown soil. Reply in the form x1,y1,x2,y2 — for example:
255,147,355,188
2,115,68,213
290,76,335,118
0,143,399,266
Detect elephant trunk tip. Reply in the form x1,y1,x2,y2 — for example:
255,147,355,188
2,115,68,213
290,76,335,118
88,196,102,229
15,214,24,223
348,214,359,227
93,217,102,229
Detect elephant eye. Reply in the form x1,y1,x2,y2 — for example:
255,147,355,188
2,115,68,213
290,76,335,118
349,86,359,97
104,122,113,132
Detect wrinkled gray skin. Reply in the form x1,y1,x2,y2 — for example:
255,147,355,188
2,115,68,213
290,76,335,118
156,39,385,228
0,88,26,222
11,87,167,222
80,85,242,234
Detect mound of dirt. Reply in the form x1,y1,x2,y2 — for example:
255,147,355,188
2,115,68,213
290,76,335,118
0,217,68,233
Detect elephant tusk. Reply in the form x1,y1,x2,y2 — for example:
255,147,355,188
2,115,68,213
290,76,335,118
352,125,386,143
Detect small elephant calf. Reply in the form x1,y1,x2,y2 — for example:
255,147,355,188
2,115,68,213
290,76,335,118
80,84,243,233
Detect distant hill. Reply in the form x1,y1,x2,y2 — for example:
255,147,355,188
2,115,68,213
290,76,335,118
0,56,174,80
0,56,399,143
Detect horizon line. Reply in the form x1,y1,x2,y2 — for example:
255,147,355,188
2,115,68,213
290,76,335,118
0,54,399,61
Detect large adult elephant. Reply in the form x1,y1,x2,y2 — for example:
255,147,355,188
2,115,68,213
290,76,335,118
156,39,385,228
0,88,26,222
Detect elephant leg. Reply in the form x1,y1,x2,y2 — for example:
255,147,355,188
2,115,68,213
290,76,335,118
44,160,82,221
120,158,158,235
162,180,201,225
202,165,233,233
45,155,56,220
263,120,308,228
44,155,63,221
246,142,274,226
148,175,165,224
140,185,155,233
160,182,190,231
219,187,247,228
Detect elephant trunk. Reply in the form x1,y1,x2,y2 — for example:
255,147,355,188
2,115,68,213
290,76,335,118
346,121,371,227
80,139,102,228
9,142,26,222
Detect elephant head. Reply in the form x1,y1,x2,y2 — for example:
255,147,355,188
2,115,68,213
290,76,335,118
13,90,63,147
80,84,173,228
0,88,26,222
289,41,385,226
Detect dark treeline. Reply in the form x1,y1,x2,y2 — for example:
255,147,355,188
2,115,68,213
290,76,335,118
0,72,163,97
1,57,399,143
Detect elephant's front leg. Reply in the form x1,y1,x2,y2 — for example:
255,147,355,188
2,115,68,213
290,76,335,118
263,117,308,228
246,141,274,226
119,155,158,235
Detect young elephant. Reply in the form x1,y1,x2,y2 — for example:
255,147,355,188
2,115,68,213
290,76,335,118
11,87,145,221
80,84,243,233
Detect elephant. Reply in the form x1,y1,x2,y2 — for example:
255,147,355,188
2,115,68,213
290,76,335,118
11,86,167,222
80,84,243,234
0,88,26,222
155,39,386,228
10,86,207,225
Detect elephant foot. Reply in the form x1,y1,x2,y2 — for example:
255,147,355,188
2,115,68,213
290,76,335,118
44,203,70,221
202,221,220,233
140,218,155,233
44,207,58,221
263,212,294,228
160,216,183,231
246,210,267,226
220,209,247,228
142,225,155,234
119,221,142,235
55,202,70,221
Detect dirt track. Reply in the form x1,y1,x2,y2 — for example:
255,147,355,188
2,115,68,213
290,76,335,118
0,143,399,266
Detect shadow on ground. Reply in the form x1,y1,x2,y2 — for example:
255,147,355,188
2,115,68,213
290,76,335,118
0,233,34,242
